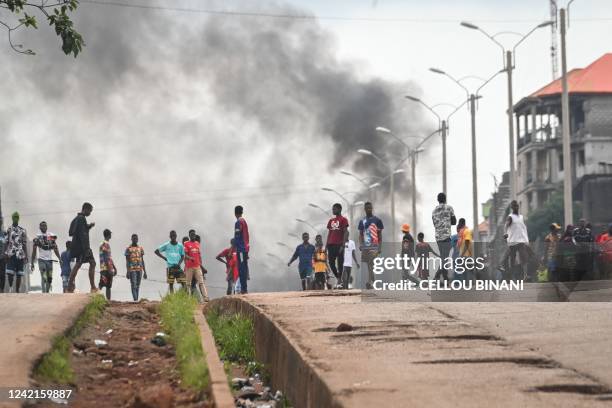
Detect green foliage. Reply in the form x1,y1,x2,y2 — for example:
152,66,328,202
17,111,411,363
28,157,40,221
526,192,582,241
206,308,255,363
35,336,74,383
1,0,84,56
34,294,107,384
159,291,209,391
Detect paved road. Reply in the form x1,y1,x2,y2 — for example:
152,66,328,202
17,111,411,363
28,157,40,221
218,291,612,407
0,294,90,408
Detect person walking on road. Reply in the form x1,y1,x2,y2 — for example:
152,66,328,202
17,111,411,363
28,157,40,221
98,229,117,300
505,200,530,281
456,218,474,281
67,203,97,293
184,229,208,302
4,212,28,293
60,241,74,293
543,223,561,282
415,232,440,281
400,224,415,280
431,192,456,281
0,220,7,293
234,205,250,294
358,202,384,289
288,232,315,291
31,221,62,293
125,233,147,301
341,231,359,289
572,219,594,281
155,230,186,293
313,234,329,290
326,203,349,288
216,239,239,295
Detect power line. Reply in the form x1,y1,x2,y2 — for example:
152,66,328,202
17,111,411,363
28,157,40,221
80,0,612,23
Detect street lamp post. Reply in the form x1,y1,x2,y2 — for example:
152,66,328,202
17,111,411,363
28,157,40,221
429,68,505,242
340,170,381,202
377,128,437,233
404,98,469,195
308,203,331,217
559,2,576,226
321,187,360,228
460,20,554,200
357,148,407,240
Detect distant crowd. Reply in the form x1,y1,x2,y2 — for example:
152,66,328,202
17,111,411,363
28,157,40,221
0,203,251,301
285,193,612,290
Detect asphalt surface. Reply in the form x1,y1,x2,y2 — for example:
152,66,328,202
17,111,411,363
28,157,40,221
232,291,612,407
0,294,90,408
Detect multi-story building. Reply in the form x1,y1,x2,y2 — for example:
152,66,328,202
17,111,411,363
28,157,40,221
513,53,612,227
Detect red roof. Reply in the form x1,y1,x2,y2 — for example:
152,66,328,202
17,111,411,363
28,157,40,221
531,53,612,98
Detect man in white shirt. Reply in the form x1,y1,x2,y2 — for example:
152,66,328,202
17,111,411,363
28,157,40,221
341,232,359,289
31,221,62,293
505,200,530,280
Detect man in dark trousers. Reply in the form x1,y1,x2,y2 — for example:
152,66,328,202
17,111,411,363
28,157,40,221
67,202,98,293
326,203,348,288
234,205,250,294
431,192,456,281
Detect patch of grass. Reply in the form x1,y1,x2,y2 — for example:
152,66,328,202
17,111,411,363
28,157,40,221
206,308,255,363
34,294,107,384
159,291,209,391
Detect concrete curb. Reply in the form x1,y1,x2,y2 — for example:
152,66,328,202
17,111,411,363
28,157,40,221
209,296,340,408
193,308,235,408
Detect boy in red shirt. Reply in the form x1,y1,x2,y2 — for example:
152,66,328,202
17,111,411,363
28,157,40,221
216,239,239,295
326,203,349,288
184,229,208,302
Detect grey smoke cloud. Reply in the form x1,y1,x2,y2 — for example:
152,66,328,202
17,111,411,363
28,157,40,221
0,0,426,298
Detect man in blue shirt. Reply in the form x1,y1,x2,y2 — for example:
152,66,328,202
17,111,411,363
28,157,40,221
288,232,315,291
155,230,185,294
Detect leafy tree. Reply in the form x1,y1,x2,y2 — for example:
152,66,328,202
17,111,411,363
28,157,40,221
0,0,83,56
526,191,582,241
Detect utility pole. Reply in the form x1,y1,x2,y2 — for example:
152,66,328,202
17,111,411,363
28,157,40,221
560,7,573,226
441,120,448,194
470,94,480,243
506,50,516,199
411,153,417,233
390,165,396,241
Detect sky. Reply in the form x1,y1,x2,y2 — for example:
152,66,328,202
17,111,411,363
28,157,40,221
0,0,610,299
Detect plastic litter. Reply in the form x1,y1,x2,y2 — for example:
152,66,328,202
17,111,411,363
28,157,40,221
94,339,108,347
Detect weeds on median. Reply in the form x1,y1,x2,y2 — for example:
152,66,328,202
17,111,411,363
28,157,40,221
34,294,107,384
159,291,209,391
206,308,255,363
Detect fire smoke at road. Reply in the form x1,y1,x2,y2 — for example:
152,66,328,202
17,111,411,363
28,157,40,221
0,0,430,297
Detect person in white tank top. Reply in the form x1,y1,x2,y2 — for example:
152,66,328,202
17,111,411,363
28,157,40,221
504,201,531,280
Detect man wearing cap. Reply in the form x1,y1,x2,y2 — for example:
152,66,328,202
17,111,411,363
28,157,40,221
4,212,28,293
543,223,561,282
400,224,415,279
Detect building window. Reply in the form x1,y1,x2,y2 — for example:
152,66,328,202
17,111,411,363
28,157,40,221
578,150,586,166
559,153,564,171
518,160,522,177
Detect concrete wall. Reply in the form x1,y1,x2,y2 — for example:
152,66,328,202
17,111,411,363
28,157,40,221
209,297,341,408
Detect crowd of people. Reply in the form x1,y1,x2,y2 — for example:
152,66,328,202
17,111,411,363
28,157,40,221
0,203,251,300
285,193,612,290
1,193,610,297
